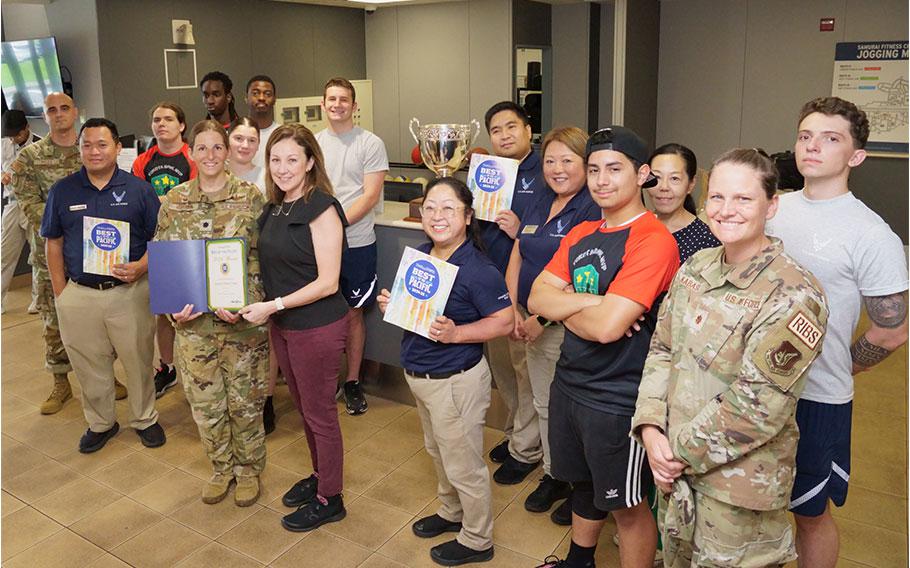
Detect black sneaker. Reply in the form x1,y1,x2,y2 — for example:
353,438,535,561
136,422,166,448
412,514,463,538
154,361,177,398
429,539,493,566
492,455,539,485
535,556,567,567
343,380,368,415
263,395,276,435
525,475,572,512
550,497,572,526
281,494,346,532
488,439,509,463
79,422,120,453
282,474,318,508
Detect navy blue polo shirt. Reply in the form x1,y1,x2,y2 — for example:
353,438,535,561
516,187,601,309
478,150,547,274
400,239,511,374
41,167,161,286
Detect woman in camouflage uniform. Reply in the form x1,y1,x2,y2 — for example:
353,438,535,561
155,119,269,507
632,149,829,567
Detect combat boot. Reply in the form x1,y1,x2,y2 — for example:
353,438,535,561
41,374,72,415
235,475,261,507
114,379,128,400
202,473,234,504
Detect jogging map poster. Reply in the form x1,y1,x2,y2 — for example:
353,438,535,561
832,41,908,153
384,247,458,340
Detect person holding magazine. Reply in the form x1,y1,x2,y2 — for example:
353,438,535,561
376,177,513,567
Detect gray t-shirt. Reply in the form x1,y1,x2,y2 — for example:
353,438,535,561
253,121,280,168
766,190,908,404
315,126,389,248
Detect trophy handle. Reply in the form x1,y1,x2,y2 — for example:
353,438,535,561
408,118,421,145
468,118,481,148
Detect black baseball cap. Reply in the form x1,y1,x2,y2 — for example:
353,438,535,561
585,126,658,188
2,110,28,138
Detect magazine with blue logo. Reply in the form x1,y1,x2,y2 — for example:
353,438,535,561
467,153,520,221
383,246,459,340
82,216,130,276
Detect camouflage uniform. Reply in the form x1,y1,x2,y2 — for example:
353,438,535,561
632,238,828,568
155,174,269,478
8,136,81,373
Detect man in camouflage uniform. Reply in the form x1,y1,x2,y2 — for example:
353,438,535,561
154,127,268,506
632,237,828,567
9,93,81,414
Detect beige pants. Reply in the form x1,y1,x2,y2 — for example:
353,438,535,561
405,359,494,551
522,306,565,476
56,278,157,432
0,200,33,306
488,335,541,463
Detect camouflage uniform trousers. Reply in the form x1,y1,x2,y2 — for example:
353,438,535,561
175,325,269,478
30,229,71,374
660,480,796,568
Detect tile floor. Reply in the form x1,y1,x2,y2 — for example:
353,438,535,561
1,283,907,567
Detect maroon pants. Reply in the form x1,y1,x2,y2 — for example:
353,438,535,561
270,314,348,497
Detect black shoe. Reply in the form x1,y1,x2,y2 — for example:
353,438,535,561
281,495,346,532
525,475,572,512
343,380,368,415
79,422,120,453
153,361,177,398
263,395,276,435
412,514,463,538
550,497,572,526
430,539,493,566
282,474,318,508
136,422,166,448
492,455,539,485
535,556,568,567
488,439,509,463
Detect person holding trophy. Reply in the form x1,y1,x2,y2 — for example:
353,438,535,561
377,178,513,566
154,119,269,507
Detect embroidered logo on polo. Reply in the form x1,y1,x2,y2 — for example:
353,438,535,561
555,219,567,234
520,177,535,191
151,173,180,196
573,264,599,294
765,340,803,375
405,259,440,300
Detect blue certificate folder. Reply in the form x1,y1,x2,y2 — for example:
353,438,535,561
148,240,209,314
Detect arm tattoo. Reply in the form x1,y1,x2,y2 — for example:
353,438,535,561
851,335,892,368
864,292,908,329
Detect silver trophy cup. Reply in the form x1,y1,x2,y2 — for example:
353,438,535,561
409,118,481,178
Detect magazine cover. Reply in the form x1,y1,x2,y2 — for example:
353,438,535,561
467,153,520,221
383,246,459,340
82,216,130,276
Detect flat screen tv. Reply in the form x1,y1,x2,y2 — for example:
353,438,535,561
1,37,64,117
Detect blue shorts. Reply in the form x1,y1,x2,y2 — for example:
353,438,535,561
340,243,377,308
789,399,852,517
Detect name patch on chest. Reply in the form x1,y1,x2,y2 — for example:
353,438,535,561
678,274,701,292
522,224,538,235
786,311,822,350
68,204,87,211
723,292,760,311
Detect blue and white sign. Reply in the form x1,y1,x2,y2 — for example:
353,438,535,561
474,159,506,192
91,222,122,251
405,259,440,300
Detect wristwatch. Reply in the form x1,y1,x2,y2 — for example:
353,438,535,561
274,296,286,311
536,314,554,327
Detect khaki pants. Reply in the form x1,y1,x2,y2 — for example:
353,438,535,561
0,200,34,307
488,335,541,463
522,307,565,476
56,278,157,432
405,359,494,551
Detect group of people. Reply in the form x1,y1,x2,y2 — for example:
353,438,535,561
1,72,906,568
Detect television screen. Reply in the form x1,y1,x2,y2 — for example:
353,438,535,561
1,37,64,118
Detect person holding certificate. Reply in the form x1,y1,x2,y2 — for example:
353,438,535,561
154,119,269,508
238,124,351,533
376,178,513,567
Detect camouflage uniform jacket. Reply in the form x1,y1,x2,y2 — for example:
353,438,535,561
155,173,266,334
632,238,828,510
8,135,81,262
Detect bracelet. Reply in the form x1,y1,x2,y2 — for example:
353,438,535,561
274,296,285,311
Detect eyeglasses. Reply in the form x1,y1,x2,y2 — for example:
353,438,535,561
419,205,465,218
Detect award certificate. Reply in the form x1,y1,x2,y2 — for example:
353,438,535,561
467,153,520,222
83,216,130,276
206,238,247,311
383,246,459,340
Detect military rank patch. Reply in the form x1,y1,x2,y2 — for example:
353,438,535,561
786,311,822,350
765,340,803,375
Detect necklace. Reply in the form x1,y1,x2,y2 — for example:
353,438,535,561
273,198,299,217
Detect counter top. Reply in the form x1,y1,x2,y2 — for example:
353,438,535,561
375,200,423,230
